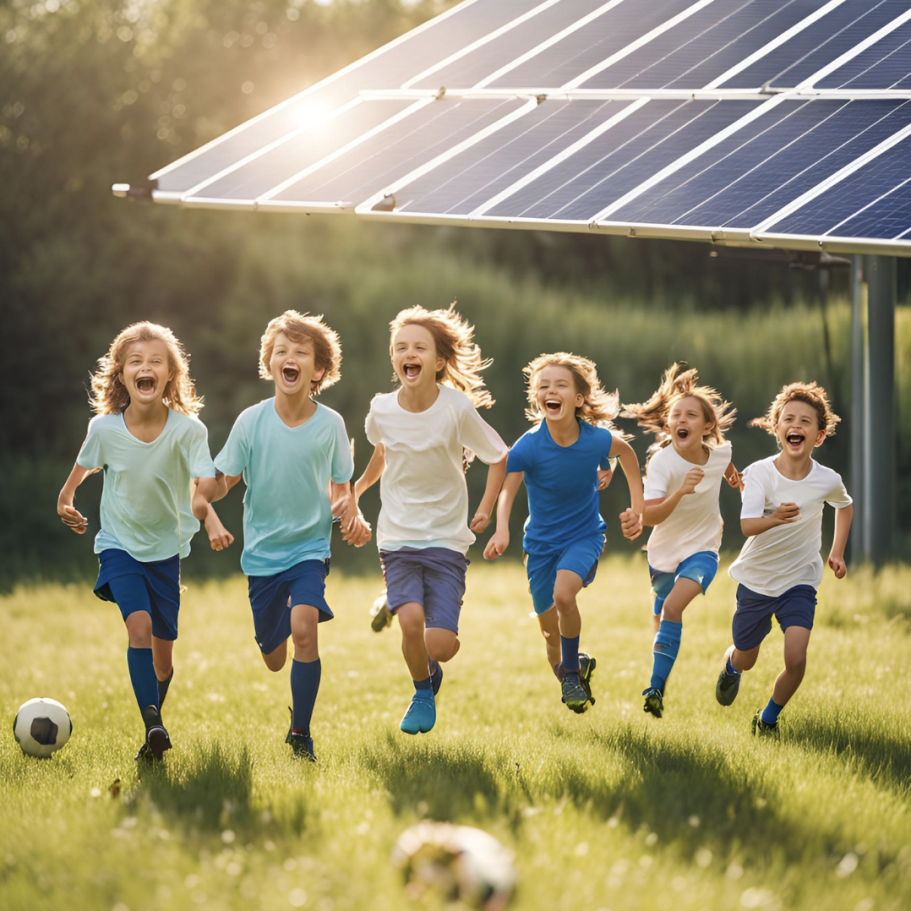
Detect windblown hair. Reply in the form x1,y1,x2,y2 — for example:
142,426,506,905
259,310,342,395
389,303,494,409
89,322,202,417
622,362,735,459
524,352,629,438
749,381,840,438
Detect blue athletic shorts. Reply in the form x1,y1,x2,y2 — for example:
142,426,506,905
380,547,468,634
649,550,719,616
247,559,332,655
524,534,604,615
731,583,817,651
94,548,181,641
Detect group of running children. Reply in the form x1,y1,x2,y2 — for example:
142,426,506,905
57,306,853,763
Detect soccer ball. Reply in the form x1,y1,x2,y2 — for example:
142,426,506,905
13,697,72,758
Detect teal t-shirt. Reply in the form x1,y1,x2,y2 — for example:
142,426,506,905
215,399,354,576
76,410,216,562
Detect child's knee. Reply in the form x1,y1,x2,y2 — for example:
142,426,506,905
291,626,317,655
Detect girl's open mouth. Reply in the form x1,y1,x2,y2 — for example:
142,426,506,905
282,365,300,383
545,400,561,414
404,364,421,379
136,378,155,392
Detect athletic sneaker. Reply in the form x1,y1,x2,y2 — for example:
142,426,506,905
140,706,172,761
751,710,780,739
642,687,664,718
370,591,394,632
430,662,444,697
287,732,317,762
578,652,597,703
400,690,436,735
715,645,742,706
561,672,593,714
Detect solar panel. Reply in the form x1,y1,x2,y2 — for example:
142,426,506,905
115,0,911,257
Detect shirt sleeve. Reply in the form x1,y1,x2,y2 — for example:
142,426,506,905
739,464,767,519
458,403,508,466
330,414,355,485
825,474,853,509
506,432,529,473
186,419,217,479
365,401,380,446
643,449,670,499
214,414,250,478
75,418,104,470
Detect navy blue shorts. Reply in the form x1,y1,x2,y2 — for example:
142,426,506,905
525,534,604,615
732,584,817,651
649,550,719,616
94,548,181,641
247,560,332,655
380,547,468,634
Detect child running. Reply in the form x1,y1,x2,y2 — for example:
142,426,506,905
57,321,219,761
355,304,508,736
715,382,853,737
210,310,367,762
484,352,644,714
622,363,740,719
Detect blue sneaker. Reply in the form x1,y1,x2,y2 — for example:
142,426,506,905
430,662,443,696
400,690,436,735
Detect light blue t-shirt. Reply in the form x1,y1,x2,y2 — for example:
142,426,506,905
76,410,216,562
215,399,354,576
507,420,613,555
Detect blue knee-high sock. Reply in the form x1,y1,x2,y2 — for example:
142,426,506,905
290,658,322,734
561,635,580,673
761,697,784,726
127,646,160,715
650,620,682,691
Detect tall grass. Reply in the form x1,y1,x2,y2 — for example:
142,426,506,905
2,559,909,911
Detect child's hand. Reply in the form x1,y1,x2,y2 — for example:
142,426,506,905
58,504,88,534
484,530,509,560
205,511,234,552
596,467,613,491
827,553,847,579
620,508,642,541
342,513,372,547
725,464,743,490
678,467,704,496
470,511,491,533
771,502,800,525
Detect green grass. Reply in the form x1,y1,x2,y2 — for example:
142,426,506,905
2,558,910,911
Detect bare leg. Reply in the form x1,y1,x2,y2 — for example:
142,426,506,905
537,607,561,670
553,569,584,639
425,628,459,665
397,601,431,680
770,626,811,708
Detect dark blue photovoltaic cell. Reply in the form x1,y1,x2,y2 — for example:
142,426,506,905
486,100,762,222
187,100,414,201
581,0,823,90
393,100,632,215
155,0,533,193
767,136,911,237
409,0,609,90
832,179,911,238
487,0,696,89
270,98,527,206
817,19,911,89
721,0,910,89
611,99,911,228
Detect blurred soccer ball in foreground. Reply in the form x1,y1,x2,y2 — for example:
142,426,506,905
392,822,515,911
13,698,72,758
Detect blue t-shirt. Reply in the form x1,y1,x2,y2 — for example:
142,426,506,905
215,399,354,576
507,420,613,555
76,410,216,562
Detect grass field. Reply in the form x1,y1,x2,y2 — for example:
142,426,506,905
2,557,910,911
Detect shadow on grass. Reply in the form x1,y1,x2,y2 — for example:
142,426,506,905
136,742,257,834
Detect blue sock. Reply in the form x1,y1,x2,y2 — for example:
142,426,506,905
649,620,682,691
726,655,740,676
127,646,159,715
290,658,321,734
653,596,665,618
761,697,784,726
413,676,433,692
561,635,580,673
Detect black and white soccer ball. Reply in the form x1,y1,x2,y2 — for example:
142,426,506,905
13,697,72,758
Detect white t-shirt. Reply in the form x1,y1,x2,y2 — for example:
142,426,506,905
644,442,732,572
729,455,852,597
365,384,508,554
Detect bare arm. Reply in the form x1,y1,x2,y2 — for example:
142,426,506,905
57,462,99,534
354,443,385,501
827,503,854,579
483,471,524,560
471,454,508,533
642,466,704,527
741,502,800,537
204,471,242,551
610,436,644,540
724,461,743,490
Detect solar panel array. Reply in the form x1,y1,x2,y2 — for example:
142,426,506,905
116,0,911,257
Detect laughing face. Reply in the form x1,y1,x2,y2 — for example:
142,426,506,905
534,364,583,425
391,323,443,389
667,395,713,458
120,339,172,407
775,399,826,459
269,332,323,397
